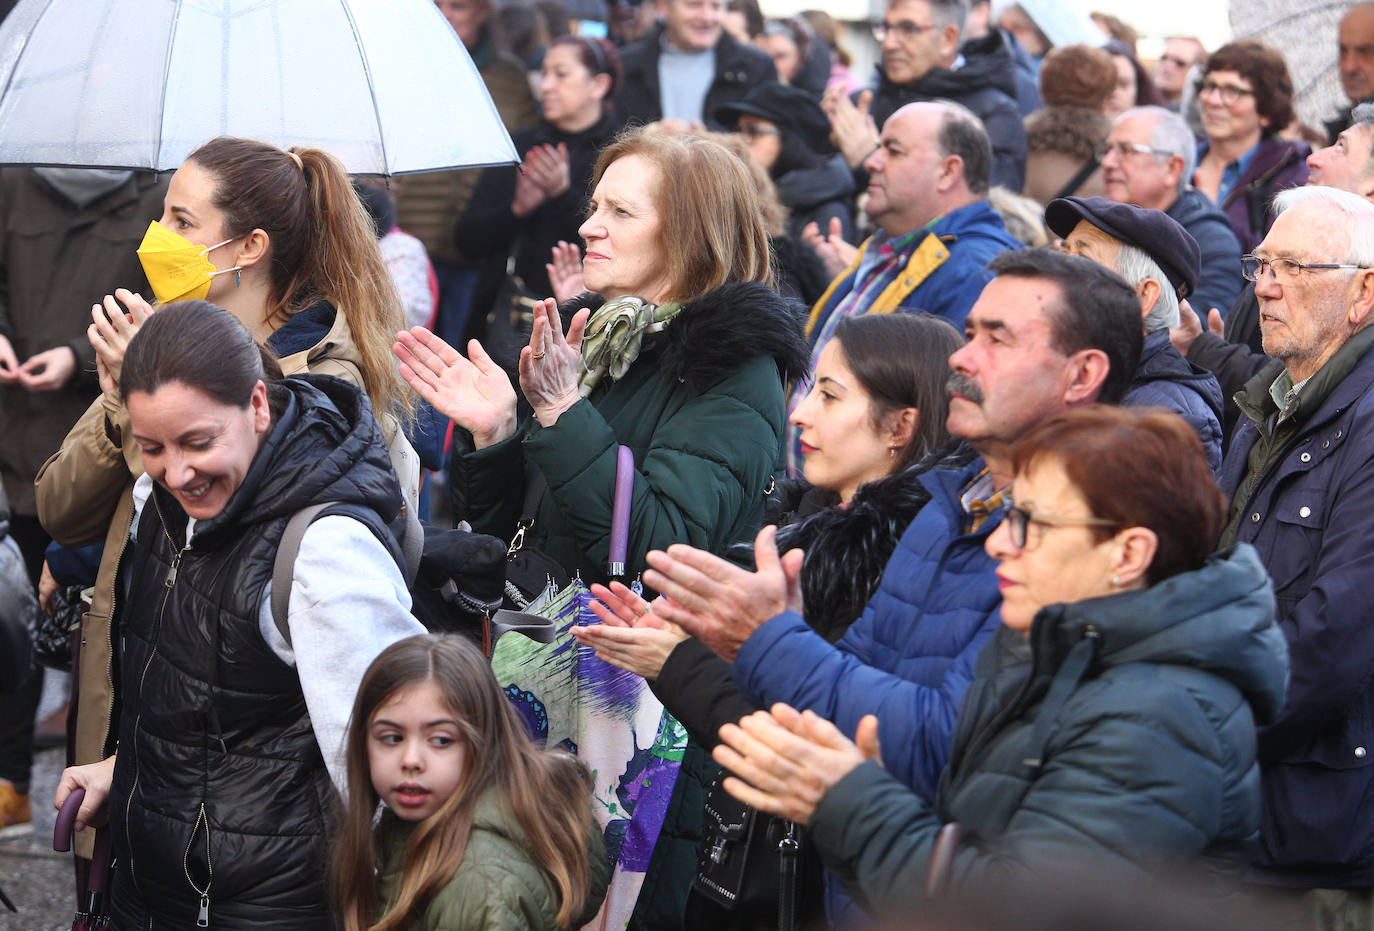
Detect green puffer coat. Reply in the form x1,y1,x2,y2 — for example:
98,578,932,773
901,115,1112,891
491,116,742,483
807,545,1290,914
449,282,808,586
375,790,610,931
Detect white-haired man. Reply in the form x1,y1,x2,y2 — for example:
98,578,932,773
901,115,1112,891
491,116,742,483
1219,186,1374,929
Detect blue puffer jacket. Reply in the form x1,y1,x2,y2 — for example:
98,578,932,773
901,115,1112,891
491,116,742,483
1221,337,1374,888
1124,330,1224,474
733,459,1003,802
806,200,1022,342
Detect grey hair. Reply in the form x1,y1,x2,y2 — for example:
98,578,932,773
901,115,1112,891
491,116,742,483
1114,241,1179,332
1274,185,1374,267
921,0,970,37
1116,105,1196,194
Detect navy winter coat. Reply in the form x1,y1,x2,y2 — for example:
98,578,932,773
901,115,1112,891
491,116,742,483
1221,341,1374,888
732,458,1004,802
806,546,1288,913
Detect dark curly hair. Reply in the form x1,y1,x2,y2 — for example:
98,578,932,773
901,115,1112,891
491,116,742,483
1202,41,1295,137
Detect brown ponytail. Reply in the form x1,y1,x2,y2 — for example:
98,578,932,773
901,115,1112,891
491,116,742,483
186,137,415,420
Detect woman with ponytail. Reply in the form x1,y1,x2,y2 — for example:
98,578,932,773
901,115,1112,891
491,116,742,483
36,137,420,873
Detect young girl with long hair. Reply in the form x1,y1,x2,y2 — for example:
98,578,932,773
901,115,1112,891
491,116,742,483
333,634,608,931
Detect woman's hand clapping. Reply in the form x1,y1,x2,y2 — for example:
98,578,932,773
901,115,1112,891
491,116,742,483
88,289,154,395
394,328,518,449
572,581,690,681
512,143,572,218
546,241,586,305
518,299,589,429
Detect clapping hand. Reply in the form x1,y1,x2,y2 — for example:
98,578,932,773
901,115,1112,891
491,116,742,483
823,86,879,170
801,217,858,279
513,144,572,217
393,327,518,449
547,241,586,305
88,289,154,395
640,526,804,663
714,704,882,825
518,298,589,428
571,581,690,680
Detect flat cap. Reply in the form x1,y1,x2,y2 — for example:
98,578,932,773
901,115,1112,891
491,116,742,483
1045,195,1201,299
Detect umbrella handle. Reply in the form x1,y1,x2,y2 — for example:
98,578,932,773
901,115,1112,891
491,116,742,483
53,787,86,852
609,446,634,578
87,826,112,894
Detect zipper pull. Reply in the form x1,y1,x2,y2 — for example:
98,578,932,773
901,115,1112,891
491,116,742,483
166,551,182,588
197,893,210,927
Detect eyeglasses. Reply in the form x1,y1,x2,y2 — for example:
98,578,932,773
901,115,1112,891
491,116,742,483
1196,79,1256,105
871,18,936,41
736,125,780,140
1004,505,1120,550
1095,140,1171,161
1240,254,1370,283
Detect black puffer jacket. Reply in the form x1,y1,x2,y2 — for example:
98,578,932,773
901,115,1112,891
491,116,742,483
108,375,403,930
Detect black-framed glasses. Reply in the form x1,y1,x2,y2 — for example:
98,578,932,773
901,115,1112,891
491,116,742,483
1240,254,1370,283
1196,79,1256,105
871,18,936,41
1004,505,1121,550
1095,140,1171,161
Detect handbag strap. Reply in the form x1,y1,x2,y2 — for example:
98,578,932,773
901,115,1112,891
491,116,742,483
1052,156,1101,202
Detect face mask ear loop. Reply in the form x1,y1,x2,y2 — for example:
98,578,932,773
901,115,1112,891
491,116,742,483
202,235,244,288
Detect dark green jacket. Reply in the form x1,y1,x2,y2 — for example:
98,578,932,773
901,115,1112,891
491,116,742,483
375,790,609,931
449,283,808,585
806,546,1289,914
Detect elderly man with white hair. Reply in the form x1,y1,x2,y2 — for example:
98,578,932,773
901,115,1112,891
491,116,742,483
1101,105,1244,317
1218,185,1374,929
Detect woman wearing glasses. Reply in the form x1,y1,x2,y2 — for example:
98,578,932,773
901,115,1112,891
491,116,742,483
1193,41,1309,252
709,406,1288,909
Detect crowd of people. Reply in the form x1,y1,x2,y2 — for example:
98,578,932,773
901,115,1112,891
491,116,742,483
5,0,1374,929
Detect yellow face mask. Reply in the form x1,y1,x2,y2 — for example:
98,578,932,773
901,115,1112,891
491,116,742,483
135,221,241,305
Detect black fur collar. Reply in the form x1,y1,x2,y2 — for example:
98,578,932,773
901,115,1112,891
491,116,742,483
766,442,976,641
561,282,809,392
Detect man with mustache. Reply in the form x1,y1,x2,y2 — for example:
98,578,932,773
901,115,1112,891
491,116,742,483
637,247,1141,808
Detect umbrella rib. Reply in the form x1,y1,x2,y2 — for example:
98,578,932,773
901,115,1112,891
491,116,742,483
336,0,390,175
152,0,187,170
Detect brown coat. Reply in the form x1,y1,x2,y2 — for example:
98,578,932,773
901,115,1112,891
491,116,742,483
393,46,538,264
35,306,406,858
0,169,167,516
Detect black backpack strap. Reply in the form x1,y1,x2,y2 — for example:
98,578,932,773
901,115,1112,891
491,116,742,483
271,503,336,647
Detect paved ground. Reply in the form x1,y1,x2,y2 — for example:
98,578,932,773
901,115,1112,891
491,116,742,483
0,743,75,931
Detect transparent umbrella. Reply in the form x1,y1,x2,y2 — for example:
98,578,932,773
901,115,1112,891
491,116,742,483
0,0,518,175
1231,0,1347,137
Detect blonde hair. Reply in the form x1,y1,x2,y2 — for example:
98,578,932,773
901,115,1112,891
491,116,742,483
332,636,595,931
187,137,414,420
591,128,771,301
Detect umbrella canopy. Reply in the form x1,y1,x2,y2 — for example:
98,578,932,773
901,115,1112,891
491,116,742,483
1231,0,1346,137
0,0,519,175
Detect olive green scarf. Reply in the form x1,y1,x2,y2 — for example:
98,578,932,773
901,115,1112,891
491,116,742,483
577,295,682,397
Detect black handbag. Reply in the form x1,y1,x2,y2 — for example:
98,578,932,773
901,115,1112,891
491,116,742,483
31,584,83,672
693,772,821,931
502,469,572,608
485,267,543,372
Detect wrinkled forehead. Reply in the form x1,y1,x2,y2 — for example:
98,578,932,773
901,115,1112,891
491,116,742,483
1263,201,1354,259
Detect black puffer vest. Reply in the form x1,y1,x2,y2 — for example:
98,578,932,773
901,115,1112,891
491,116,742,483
108,375,402,930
